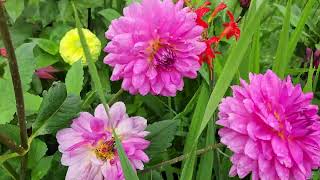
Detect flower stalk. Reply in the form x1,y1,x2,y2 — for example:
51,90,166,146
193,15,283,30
0,132,25,155
142,143,223,173
0,1,28,150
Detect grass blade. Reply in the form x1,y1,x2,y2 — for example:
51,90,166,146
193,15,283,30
72,2,138,180
196,119,215,180
272,0,292,78
287,0,317,60
303,58,315,93
180,83,210,180
248,21,260,74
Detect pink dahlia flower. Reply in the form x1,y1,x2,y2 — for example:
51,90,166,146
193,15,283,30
104,0,206,96
56,102,150,180
217,70,320,180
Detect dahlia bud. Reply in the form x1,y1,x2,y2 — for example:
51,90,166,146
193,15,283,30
239,0,251,9
306,47,312,61
314,49,320,68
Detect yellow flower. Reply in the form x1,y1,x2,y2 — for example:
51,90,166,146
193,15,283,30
59,28,101,65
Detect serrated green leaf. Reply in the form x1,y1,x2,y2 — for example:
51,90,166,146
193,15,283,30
28,139,47,169
31,156,53,180
32,38,59,55
146,120,179,158
32,82,81,137
65,60,84,96
4,0,24,22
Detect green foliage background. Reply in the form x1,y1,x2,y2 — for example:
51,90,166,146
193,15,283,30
0,0,319,179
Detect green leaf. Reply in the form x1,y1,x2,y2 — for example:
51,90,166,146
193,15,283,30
113,131,139,180
303,58,314,93
32,82,81,137
65,60,84,96
0,43,35,124
181,83,210,180
0,124,20,144
248,22,260,74
196,120,215,180
32,38,59,55
272,0,292,78
31,156,53,180
24,93,42,116
146,120,179,159
35,52,59,68
287,0,317,60
28,139,48,169
4,0,24,22
139,170,163,180
98,8,121,23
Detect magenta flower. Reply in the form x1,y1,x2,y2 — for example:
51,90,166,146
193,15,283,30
56,102,150,180
217,70,320,180
35,66,60,80
104,0,206,96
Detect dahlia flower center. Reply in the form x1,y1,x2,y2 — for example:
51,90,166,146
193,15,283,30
95,139,116,161
154,47,176,67
148,40,176,68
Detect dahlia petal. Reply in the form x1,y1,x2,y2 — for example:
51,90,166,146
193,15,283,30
244,139,259,159
271,136,289,158
139,82,150,95
94,104,110,124
275,160,290,180
288,141,305,174
101,161,119,180
132,74,145,89
237,156,254,178
90,118,105,132
133,59,148,74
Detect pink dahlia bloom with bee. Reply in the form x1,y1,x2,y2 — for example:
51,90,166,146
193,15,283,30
56,102,150,180
104,0,206,96
217,70,320,180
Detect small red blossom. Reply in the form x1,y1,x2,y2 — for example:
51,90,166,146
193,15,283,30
210,2,227,19
35,66,60,80
199,36,220,71
0,48,7,58
219,11,240,40
195,1,211,28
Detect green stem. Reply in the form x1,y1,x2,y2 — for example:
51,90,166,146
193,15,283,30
108,89,124,105
141,143,223,173
0,132,24,155
20,156,27,180
72,1,111,120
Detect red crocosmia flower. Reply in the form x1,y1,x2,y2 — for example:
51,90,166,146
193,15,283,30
199,36,220,71
35,66,60,80
219,10,240,41
0,48,7,58
210,2,227,19
195,1,211,28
